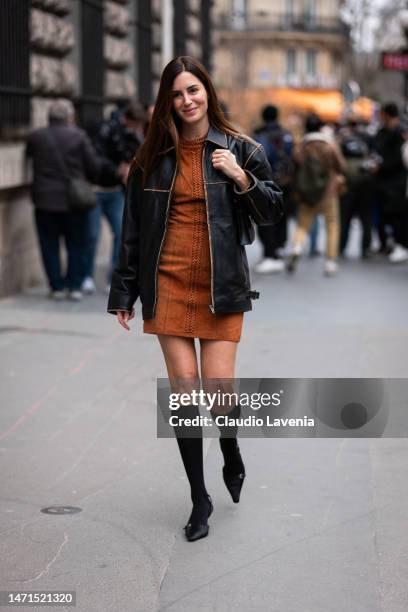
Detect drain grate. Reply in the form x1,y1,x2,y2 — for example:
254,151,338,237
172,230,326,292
41,505,82,515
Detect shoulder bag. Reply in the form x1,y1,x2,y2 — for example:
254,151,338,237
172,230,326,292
47,129,97,212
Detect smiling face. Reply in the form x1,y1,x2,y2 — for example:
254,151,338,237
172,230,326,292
171,71,209,129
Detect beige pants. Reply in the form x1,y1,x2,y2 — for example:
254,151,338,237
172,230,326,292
292,196,339,260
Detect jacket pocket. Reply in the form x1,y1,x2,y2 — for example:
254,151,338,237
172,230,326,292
235,206,255,245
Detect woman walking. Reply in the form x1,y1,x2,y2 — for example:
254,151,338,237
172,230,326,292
107,57,283,541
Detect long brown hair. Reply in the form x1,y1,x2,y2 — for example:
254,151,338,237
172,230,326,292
131,56,240,181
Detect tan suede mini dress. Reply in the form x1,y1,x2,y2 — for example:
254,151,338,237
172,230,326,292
143,134,244,342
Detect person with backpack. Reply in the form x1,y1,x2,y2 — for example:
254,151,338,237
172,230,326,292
82,102,146,294
253,105,294,273
287,114,346,277
338,117,375,258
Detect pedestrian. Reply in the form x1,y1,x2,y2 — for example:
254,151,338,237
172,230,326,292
82,102,146,294
287,113,346,277
107,56,283,541
253,105,294,273
338,117,374,258
26,99,100,300
373,102,408,263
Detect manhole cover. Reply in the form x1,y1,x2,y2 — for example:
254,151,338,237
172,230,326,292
41,505,82,515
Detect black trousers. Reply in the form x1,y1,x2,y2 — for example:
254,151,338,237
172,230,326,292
257,186,292,258
340,178,373,255
34,209,88,291
378,210,408,248
376,179,408,249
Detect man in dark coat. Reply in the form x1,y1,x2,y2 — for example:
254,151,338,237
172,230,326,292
26,99,100,299
374,102,408,263
338,118,374,258
252,105,293,274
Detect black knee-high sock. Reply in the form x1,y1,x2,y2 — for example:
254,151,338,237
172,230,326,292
212,403,245,476
173,404,209,521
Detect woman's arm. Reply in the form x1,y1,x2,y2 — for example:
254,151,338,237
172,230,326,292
107,166,142,315
211,142,284,225
233,142,284,226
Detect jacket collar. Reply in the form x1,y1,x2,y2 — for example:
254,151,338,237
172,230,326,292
205,125,229,148
159,124,228,154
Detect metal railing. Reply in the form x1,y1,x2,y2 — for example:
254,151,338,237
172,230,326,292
215,11,349,36
79,0,104,126
0,1,30,133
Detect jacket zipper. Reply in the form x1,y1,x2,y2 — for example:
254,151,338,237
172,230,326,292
153,165,177,317
202,146,215,313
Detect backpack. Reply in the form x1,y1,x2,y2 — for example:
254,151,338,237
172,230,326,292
255,125,294,186
296,147,330,206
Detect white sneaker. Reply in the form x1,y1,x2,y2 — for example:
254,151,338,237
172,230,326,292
324,260,338,277
68,290,83,301
254,258,285,274
49,290,65,301
81,277,96,294
389,244,408,263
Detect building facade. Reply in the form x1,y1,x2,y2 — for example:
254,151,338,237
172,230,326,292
212,0,349,91
0,0,212,297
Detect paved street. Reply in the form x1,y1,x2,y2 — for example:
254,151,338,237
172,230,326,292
1,239,408,612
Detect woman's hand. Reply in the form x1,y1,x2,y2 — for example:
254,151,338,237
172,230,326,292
211,149,251,191
117,309,135,331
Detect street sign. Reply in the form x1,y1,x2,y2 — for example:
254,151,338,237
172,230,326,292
382,52,408,72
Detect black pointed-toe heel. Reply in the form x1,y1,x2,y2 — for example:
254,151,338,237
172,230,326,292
184,495,213,542
223,467,246,503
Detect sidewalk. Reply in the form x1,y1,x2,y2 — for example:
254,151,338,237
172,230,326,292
1,249,408,611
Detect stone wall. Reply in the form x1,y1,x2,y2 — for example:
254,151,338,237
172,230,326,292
0,144,43,295
0,1,78,297
0,187,45,297
104,0,136,100
0,0,125,297
31,0,78,128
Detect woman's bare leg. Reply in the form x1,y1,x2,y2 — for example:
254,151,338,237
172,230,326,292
199,339,238,378
157,334,199,390
200,338,239,413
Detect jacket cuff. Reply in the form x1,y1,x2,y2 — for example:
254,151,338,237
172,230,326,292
107,308,133,315
107,292,137,314
233,170,257,195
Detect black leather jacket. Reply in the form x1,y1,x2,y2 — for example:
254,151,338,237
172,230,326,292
107,125,283,319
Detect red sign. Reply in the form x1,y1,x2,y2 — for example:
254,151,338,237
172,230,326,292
382,52,408,71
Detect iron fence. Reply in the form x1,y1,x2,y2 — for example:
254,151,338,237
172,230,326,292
79,0,104,126
0,0,30,134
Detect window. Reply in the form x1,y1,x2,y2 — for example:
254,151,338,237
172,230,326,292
284,0,294,27
286,49,297,77
306,49,317,77
304,0,316,27
232,0,247,31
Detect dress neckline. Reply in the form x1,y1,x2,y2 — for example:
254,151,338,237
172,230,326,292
179,133,207,148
